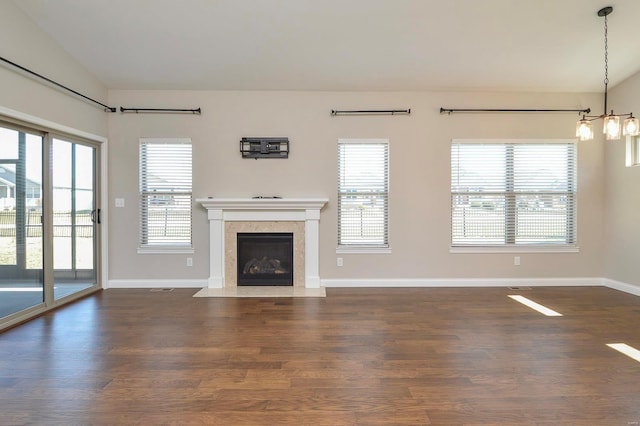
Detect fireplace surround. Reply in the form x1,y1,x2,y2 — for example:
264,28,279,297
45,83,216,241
196,198,328,288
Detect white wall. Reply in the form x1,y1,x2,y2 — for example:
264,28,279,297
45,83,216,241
0,1,107,136
605,70,640,290
107,89,605,284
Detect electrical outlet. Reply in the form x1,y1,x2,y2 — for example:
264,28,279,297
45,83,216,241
514,256,521,266
187,257,193,267
115,198,125,208
337,257,343,267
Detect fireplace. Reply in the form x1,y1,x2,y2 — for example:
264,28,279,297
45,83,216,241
237,233,293,286
196,197,328,288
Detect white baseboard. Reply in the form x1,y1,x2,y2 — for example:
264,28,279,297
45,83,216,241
603,278,640,297
321,277,604,288
104,277,640,298
106,279,208,289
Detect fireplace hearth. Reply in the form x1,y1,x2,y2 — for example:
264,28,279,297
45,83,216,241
237,232,293,286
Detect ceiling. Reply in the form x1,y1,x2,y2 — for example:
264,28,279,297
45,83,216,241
12,0,640,92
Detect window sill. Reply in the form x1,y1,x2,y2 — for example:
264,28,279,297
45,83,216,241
336,246,392,254
138,246,195,255
450,245,579,254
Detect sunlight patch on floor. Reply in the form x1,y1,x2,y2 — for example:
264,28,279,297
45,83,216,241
607,343,640,363
508,295,563,316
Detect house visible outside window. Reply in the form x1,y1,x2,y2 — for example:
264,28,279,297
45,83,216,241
451,140,577,250
338,139,389,251
139,138,193,253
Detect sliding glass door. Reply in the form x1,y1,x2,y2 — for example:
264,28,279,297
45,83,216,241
0,121,101,327
0,126,44,319
52,138,98,300
51,138,100,299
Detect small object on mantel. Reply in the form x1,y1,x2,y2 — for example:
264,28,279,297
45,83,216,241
252,196,282,199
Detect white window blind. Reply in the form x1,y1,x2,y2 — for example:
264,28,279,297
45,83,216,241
139,138,192,249
451,140,576,246
338,139,389,247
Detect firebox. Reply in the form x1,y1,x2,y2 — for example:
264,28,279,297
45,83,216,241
237,232,294,286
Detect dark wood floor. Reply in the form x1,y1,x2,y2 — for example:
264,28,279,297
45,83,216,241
1,286,639,425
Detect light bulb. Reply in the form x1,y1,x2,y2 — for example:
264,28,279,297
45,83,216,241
623,116,640,136
576,118,594,141
604,115,621,140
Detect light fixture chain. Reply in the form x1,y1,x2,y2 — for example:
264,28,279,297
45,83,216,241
604,13,609,87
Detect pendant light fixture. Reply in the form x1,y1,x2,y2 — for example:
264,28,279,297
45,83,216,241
576,6,639,141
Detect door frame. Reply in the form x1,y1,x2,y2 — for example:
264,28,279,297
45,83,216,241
0,107,108,331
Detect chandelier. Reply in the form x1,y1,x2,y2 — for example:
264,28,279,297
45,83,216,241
576,6,639,141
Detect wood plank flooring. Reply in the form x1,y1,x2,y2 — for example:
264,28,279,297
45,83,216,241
1,286,639,425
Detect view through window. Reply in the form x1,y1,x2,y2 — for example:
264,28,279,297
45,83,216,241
451,140,577,247
338,139,389,248
139,138,193,250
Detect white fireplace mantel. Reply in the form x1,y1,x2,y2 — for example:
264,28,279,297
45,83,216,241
196,198,328,289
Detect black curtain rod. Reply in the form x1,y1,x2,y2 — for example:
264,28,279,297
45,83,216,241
120,107,202,114
440,107,591,114
0,55,116,112
331,109,411,116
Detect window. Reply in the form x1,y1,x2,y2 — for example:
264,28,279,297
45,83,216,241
626,135,640,167
139,138,192,252
338,139,389,250
451,140,576,248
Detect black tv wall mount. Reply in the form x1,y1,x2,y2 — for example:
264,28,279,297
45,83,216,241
240,137,289,159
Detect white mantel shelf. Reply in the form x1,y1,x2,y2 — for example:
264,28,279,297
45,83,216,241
197,197,329,211
196,197,328,289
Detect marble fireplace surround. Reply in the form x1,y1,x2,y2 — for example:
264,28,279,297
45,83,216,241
196,198,328,289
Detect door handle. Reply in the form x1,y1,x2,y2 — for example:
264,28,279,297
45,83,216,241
90,209,102,224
